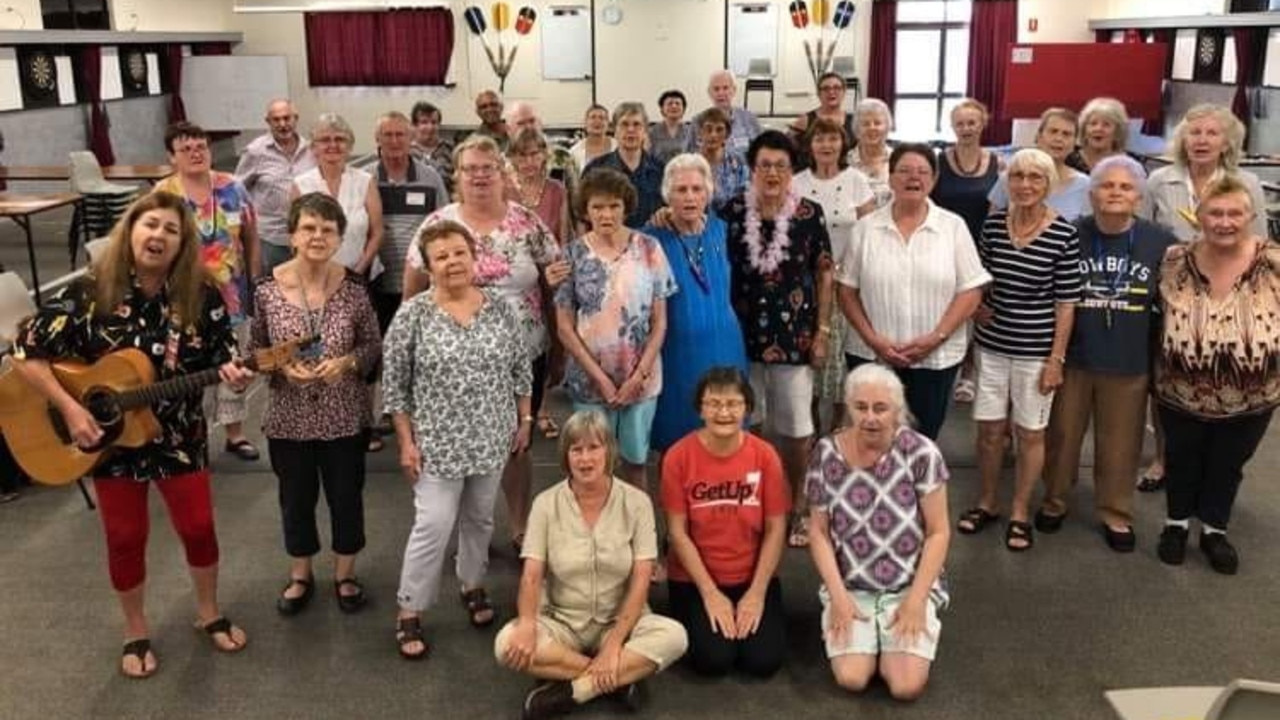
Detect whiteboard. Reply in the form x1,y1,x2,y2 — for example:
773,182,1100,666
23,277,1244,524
180,55,289,131
1264,29,1280,87
1171,29,1196,82
541,5,592,81
728,3,778,78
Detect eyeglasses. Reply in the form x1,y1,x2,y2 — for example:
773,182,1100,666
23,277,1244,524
755,161,792,174
313,135,350,146
174,144,209,156
460,163,501,176
892,167,933,178
1009,171,1049,185
702,399,746,413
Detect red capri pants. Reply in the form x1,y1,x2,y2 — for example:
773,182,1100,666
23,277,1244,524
93,470,220,592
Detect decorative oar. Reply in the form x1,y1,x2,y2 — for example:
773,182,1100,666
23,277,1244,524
789,1,815,83
812,0,830,81
823,0,856,76
465,5,501,84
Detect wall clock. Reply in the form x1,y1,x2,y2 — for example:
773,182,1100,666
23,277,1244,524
602,2,623,25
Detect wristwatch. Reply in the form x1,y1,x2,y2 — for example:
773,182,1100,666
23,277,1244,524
520,414,535,424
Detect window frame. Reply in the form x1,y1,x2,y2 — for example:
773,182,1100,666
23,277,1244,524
893,0,971,138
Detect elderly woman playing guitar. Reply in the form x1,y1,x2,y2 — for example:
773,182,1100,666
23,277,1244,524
9,192,255,679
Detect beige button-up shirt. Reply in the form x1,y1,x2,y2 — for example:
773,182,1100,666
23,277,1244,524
524,479,658,630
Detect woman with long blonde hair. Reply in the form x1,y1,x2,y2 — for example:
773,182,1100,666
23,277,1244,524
11,191,255,679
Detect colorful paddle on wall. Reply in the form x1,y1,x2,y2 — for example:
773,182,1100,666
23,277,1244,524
464,4,537,92
793,0,855,89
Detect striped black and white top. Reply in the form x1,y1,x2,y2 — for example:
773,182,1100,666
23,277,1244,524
974,211,1083,359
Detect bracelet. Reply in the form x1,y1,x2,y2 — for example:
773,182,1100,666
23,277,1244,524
933,330,948,343
1048,355,1066,365
520,414,535,424
818,323,832,336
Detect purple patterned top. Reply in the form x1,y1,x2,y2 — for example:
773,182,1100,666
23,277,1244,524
249,271,382,441
805,427,949,606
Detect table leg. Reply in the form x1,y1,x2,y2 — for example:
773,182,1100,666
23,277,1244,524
10,214,40,303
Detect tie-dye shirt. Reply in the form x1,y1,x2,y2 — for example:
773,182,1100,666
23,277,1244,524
155,172,256,325
554,231,677,404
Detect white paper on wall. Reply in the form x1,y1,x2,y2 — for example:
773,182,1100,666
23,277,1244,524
55,55,76,105
1171,29,1196,81
1222,36,1237,85
0,48,21,112
541,5,591,81
100,47,123,100
146,53,160,95
1264,29,1280,87
728,3,778,78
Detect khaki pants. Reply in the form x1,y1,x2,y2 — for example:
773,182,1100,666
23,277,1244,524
494,611,688,673
1040,368,1147,527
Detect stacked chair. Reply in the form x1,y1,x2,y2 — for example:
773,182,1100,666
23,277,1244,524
67,151,139,266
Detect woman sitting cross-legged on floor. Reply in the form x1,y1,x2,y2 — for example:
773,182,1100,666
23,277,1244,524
806,363,952,701
662,367,790,678
495,410,688,720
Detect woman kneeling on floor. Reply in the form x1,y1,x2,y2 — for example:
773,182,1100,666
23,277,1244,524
806,363,952,700
495,410,688,720
662,366,789,677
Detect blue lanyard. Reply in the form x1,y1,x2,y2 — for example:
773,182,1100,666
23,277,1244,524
1092,228,1134,298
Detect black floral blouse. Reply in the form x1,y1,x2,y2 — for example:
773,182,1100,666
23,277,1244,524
720,194,834,365
14,276,236,482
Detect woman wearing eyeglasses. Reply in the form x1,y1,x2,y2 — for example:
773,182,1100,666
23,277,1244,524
789,71,856,171
403,133,568,558
661,367,789,678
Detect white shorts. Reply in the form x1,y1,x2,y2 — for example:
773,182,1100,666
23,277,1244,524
748,362,814,438
973,348,1055,431
820,587,942,661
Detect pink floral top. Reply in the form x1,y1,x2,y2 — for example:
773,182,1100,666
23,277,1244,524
249,271,382,440
406,201,560,355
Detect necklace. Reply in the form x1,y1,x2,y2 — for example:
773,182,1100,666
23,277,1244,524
517,177,545,209
743,190,798,274
1008,206,1047,246
295,266,331,360
952,147,983,176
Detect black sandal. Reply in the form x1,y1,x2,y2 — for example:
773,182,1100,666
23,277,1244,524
1005,520,1034,552
396,616,429,660
460,587,496,628
957,507,1000,534
276,576,314,616
195,616,247,653
120,638,156,679
1034,509,1067,534
1137,473,1165,493
335,577,367,614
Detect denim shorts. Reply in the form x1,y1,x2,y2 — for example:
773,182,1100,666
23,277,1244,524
572,397,659,465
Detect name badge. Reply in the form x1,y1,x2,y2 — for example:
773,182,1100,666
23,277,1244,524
225,211,241,225
406,192,426,206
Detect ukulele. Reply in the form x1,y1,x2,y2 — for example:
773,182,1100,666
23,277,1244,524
0,336,316,486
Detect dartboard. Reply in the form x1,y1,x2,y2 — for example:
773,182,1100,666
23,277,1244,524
124,49,148,91
1197,34,1217,67
22,50,57,99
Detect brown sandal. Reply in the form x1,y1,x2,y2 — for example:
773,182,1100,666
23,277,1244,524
460,587,496,628
396,616,429,660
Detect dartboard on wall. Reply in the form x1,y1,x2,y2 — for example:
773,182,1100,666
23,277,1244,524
118,46,150,98
17,47,60,109
1192,29,1225,83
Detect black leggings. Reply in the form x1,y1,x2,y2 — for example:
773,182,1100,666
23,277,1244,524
667,577,786,678
1159,405,1274,530
268,433,368,557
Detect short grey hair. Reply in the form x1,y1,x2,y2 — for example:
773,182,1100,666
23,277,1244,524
1079,97,1130,154
451,133,503,172
1089,154,1148,196
1169,103,1246,170
612,101,648,127
311,113,355,144
1008,148,1059,195
661,153,714,203
842,363,914,429
375,110,411,136
504,100,537,127
558,410,618,479
854,98,894,133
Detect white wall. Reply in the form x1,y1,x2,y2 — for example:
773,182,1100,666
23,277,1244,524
1018,0,1105,42
112,0,235,31
0,1,42,30
1102,0,1226,18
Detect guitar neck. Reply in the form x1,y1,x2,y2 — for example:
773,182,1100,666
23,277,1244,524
116,367,229,410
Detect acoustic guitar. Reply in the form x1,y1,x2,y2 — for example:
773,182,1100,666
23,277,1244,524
0,337,316,486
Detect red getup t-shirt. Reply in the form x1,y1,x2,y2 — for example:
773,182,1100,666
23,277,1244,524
661,432,791,587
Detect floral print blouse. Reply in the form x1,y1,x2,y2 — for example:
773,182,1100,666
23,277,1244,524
154,172,256,325
381,288,533,479
249,271,382,441
1155,242,1280,419
14,277,236,482
406,202,560,357
554,232,678,404
720,195,834,365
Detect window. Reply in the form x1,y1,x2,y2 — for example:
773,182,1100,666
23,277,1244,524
893,0,971,140
40,0,110,30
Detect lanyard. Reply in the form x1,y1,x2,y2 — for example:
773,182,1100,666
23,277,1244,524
676,231,710,294
1092,228,1134,329
296,269,329,360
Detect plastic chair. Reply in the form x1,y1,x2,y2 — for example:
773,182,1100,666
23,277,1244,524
67,151,138,266
744,58,775,116
1207,679,1280,720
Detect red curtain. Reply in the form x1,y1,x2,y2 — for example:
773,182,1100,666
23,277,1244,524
867,0,896,103
78,45,116,166
1232,27,1265,123
305,8,453,86
192,42,232,55
165,44,185,123
1095,29,1110,43
967,0,1018,145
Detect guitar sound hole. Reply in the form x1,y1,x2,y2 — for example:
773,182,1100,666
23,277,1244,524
83,387,123,432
